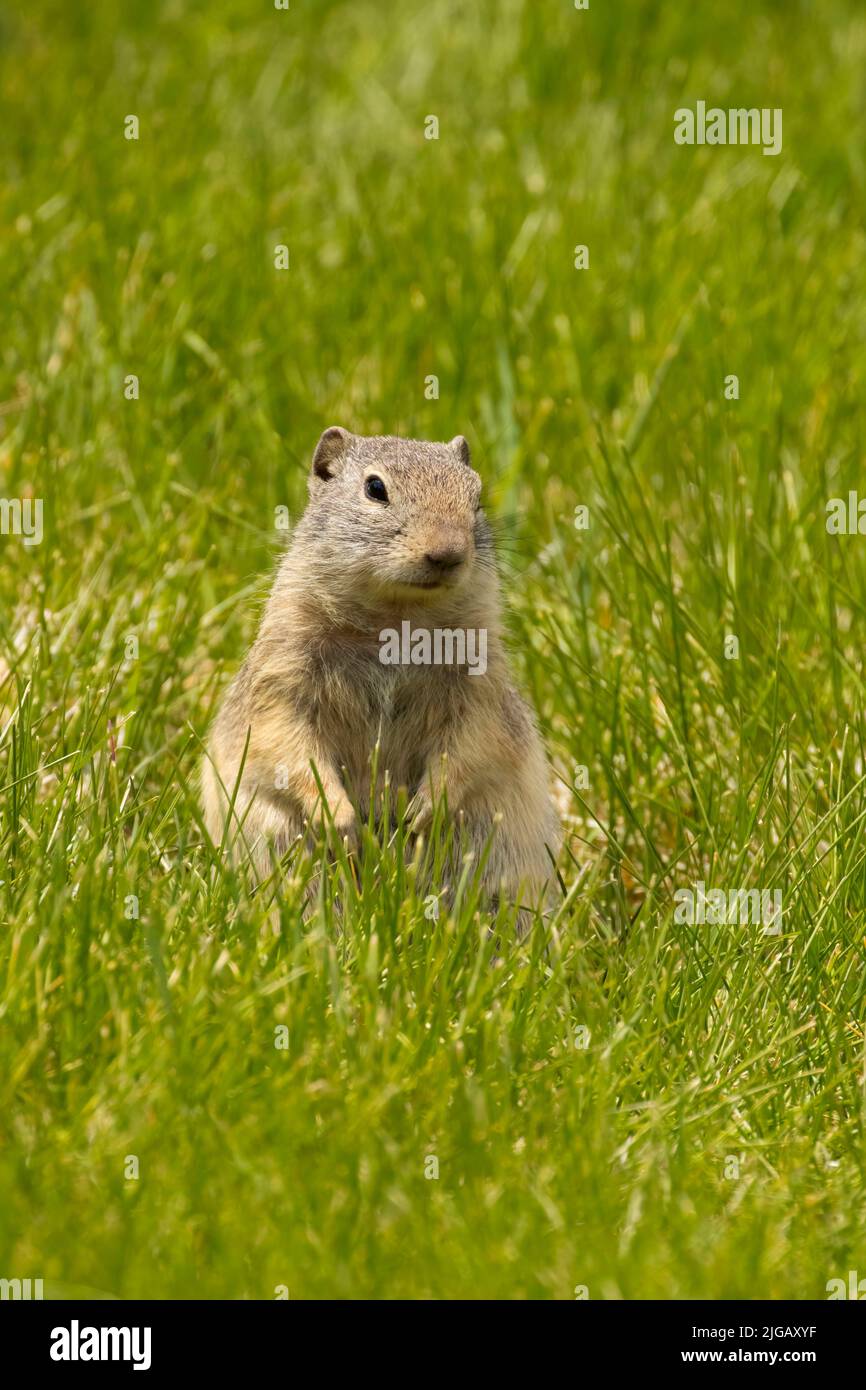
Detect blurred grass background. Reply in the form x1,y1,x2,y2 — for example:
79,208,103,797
2,0,866,1298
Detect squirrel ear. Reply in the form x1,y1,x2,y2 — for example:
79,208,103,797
312,426,351,480
449,435,471,467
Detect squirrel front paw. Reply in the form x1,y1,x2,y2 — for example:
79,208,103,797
329,794,357,841
305,791,357,845
407,790,434,837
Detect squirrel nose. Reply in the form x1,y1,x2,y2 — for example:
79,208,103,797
424,542,467,571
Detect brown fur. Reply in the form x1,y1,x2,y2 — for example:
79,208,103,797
202,428,560,909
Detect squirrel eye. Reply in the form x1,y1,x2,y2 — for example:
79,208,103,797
364,475,389,504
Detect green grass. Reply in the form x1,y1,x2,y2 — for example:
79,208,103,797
2,0,866,1299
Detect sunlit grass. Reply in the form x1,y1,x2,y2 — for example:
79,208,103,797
1,0,866,1298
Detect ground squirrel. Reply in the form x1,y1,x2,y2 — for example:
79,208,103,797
202,427,560,911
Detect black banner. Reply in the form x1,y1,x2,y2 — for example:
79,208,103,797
2,1300,862,1375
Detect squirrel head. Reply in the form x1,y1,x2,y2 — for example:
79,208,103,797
302,427,493,604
